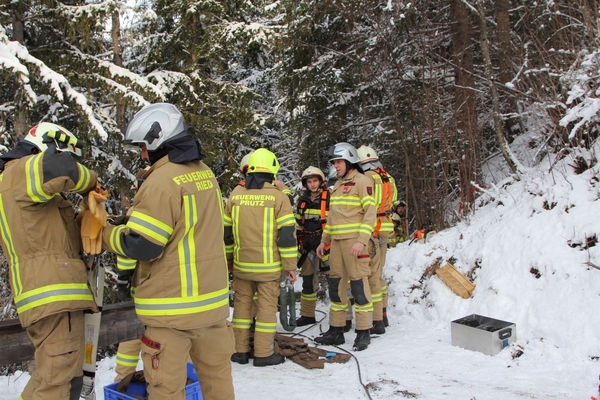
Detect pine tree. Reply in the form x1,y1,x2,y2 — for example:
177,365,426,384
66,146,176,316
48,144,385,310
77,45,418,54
134,0,289,194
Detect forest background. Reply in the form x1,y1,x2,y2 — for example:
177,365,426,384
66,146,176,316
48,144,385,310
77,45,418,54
0,0,599,361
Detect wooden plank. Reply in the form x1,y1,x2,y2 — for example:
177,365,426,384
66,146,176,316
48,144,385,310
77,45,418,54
0,301,145,366
435,262,476,299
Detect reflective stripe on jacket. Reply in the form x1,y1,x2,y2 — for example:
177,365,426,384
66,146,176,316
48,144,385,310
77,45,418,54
223,183,297,282
102,156,230,330
321,169,377,245
0,152,98,327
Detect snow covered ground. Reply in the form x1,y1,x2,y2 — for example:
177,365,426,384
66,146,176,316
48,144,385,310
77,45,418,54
1,142,600,399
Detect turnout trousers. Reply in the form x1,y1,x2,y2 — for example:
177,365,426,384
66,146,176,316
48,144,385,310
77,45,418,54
378,233,391,310
232,278,280,358
328,238,373,330
368,234,389,321
299,251,320,318
115,339,193,382
20,311,85,400
114,339,141,382
141,321,235,400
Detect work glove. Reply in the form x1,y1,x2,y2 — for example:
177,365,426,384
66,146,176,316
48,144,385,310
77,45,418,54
81,184,108,254
109,214,129,226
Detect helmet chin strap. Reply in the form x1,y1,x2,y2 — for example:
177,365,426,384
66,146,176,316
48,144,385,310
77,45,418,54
147,145,169,165
342,160,355,178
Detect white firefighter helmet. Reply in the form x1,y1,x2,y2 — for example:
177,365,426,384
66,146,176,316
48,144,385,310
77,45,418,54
125,103,188,151
24,122,84,160
357,145,379,164
327,142,360,164
301,166,325,187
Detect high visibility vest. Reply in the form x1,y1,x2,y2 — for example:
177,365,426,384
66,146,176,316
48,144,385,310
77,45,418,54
297,189,329,233
297,189,330,252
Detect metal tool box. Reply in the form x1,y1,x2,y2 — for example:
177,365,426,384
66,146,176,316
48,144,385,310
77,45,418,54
451,314,516,356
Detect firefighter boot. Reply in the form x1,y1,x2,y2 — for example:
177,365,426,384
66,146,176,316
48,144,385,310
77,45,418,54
371,320,386,335
296,316,317,326
353,330,371,351
314,326,345,345
383,307,389,327
343,319,352,333
231,352,250,365
253,353,285,367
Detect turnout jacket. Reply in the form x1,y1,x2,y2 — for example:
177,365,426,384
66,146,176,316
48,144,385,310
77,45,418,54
363,169,398,237
321,169,377,246
102,156,230,330
0,151,98,327
224,183,297,282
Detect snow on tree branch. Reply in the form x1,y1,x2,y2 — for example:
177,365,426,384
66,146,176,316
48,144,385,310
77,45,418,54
0,27,36,106
560,50,600,139
0,24,107,139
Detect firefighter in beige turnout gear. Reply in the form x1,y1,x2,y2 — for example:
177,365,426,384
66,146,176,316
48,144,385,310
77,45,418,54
357,145,398,332
316,142,377,351
233,152,293,332
225,148,297,367
295,166,330,326
0,123,99,400
101,103,234,400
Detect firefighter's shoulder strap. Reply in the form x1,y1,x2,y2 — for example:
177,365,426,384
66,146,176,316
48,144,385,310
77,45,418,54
299,199,308,226
319,189,329,231
373,168,392,238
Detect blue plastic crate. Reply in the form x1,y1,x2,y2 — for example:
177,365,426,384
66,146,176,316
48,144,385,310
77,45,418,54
104,362,202,400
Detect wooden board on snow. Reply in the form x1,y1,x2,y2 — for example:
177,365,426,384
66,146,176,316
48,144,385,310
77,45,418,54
435,262,475,299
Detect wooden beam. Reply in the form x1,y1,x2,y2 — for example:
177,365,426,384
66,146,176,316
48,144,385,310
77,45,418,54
0,302,145,366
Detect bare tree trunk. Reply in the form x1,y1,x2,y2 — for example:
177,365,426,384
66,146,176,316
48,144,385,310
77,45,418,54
11,3,24,44
112,6,131,212
495,0,524,140
475,0,522,175
111,10,123,68
111,8,126,134
495,0,512,85
450,0,479,214
578,0,598,42
11,1,27,138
